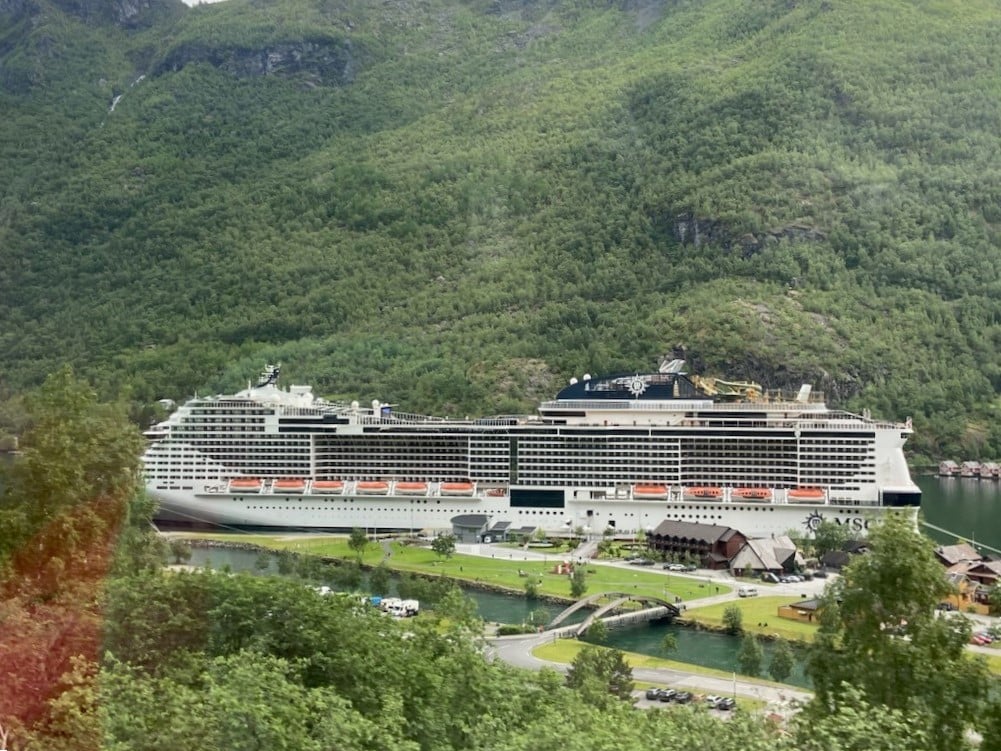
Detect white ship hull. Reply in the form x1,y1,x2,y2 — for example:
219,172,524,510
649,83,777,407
144,360,921,539
149,482,915,538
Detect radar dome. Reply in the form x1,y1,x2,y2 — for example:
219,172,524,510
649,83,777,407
569,377,578,385
372,400,381,411
351,400,359,410
583,373,591,381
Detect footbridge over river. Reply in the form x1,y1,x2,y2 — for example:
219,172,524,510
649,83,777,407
547,592,680,638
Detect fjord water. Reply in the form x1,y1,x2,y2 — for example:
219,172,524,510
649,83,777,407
918,474,1001,553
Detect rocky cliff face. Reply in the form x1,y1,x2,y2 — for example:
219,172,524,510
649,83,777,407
673,212,825,259
155,38,358,85
0,0,181,26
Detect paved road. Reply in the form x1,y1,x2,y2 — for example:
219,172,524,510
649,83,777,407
471,541,1001,706
486,631,812,710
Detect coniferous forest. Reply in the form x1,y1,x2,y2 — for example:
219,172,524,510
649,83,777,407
4,0,1001,461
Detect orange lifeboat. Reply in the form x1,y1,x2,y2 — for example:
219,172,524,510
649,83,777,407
732,487,773,502
634,484,669,499
684,486,722,500
485,487,508,497
356,481,390,495
395,481,428,495
440,481,475,496
229,477,262,493
312,480,344,494
273,478,307,493
789,487,826,502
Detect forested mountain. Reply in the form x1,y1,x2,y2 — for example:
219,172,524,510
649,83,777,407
3,0,1001,460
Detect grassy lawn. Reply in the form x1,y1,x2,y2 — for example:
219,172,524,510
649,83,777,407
534,638,779,708
683,596,819,642
173,532,726,602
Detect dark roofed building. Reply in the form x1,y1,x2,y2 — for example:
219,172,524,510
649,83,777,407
935,543,982,567
648,520,747,570
450,514,490,543
483,520,512,543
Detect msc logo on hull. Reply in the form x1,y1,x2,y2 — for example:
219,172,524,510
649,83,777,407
803,511,870,533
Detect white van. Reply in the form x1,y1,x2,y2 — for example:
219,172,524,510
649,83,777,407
737,586,758,598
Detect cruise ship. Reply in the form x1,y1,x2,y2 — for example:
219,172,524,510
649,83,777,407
143,359,921,538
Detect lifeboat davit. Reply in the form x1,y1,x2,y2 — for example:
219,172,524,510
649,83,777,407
395,481,428,496
684,486,723,501
356,481,390,495
272,478,307,493
732,487,773,502
789,487,826,503
229,477,262,493
312,480,344,494
634,484,669,499
440,481,475,496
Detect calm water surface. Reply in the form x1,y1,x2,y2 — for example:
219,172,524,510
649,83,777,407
918,475,1001,553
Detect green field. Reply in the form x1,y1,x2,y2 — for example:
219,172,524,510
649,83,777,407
176,532,726,602
683,596,819,642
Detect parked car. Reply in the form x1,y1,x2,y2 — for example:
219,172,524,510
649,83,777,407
971,634,990,646
683,563,698,571
672,691,694,704
760,572,780,583
812,569,829,579
716,697,736,711
737,585,758,598
704,695,722,708
657,689,677,702
663,562,686,571
645,687,661,700
936,601,957,611
630,558,656,566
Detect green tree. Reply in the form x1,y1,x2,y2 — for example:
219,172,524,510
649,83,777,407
168,539,192,565
570,565,587,599
368,562,391,596
565,646,634,707
737,634,763,676
804,513,990,751
524,578,539,600
432,586,480,630
660,632,678,657
722,605,743,635
348,527,369,562
988,582,1001,616
810,519,856,559
790,684,930,751
431,533,456,561
585,618,608,644
526,609,550,630
768,639,795,683
275,549,296,575
254,550,272,572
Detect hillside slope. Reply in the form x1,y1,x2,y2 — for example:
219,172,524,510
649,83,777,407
2,0,1001,459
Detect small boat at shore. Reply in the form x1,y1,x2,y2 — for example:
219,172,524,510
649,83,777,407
395,481,428,495
356,481,390,495
732,487,772,502
272,478,307,493
312,480,344,494
633,484,669,499
788,487,826,503
229,477,262,493
684,486,723,501
440,482,475,496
